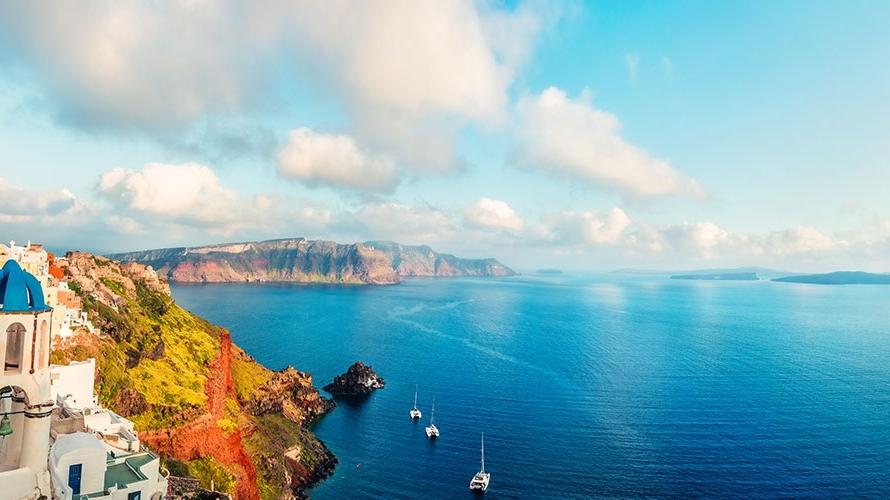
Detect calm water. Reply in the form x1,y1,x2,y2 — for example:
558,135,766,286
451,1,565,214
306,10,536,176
171,275,890,499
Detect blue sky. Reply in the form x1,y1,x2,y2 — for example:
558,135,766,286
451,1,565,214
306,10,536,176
1,0,889,271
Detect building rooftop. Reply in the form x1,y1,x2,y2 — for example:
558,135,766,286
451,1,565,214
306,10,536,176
104,451,156,489
50,432,106,464
0,259,50,312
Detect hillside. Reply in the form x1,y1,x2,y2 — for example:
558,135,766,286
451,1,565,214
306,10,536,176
773,271,890,285
108,238,515,284
51,252,336,499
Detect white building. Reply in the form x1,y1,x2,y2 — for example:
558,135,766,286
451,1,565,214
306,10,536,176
49,432,166,500
50,360,97,412
1,242,49,289
48,360,166,500
0,256,166,500
0,259,55,499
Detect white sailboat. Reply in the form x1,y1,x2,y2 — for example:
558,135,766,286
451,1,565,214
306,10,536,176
410,385,422,419
425,397,439,438
469,432,490,492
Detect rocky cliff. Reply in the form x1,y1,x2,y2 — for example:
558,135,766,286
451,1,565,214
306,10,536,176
51,252,335,499
108,238,516,284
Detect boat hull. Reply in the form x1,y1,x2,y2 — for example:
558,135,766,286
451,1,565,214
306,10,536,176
469,472,490,492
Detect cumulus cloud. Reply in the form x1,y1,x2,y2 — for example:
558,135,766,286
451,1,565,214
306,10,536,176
514,87,705,198
627,222,754,259
95,162,342,240
538,208,632,245
764,226,835,256
626,222,837,260
0,178,81,224
0,1,550,169
280,1,546,169
277,128,398,193
350,202,457,244
464,198,525,231
0,1,266,130
99,163,242,228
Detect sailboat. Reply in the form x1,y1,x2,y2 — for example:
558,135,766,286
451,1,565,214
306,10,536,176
469,432,490,492
425,397,439,438
410,385,422,419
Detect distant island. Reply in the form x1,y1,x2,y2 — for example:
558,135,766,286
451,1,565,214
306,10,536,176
109,238,515,285
671,272,759,281
535,268,563,275
615,266,795,280
773,271,890,285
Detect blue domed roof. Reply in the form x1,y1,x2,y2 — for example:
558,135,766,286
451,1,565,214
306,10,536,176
0,260,50,313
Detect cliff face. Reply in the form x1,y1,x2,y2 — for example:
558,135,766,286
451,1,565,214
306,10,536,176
52,252,335,499
108,238,516,284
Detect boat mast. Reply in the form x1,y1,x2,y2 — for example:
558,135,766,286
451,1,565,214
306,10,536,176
481,432,485,472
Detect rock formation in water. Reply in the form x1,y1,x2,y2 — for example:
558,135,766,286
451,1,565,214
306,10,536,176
108,238,516,284
323,362,385,397
52,252,336,499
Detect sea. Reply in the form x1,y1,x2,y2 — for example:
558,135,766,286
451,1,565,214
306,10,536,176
171,273,890,499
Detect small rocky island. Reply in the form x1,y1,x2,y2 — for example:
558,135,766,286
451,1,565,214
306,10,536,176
324,362,385,397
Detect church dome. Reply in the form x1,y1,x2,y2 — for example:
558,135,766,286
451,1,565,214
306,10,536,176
0,260,50,313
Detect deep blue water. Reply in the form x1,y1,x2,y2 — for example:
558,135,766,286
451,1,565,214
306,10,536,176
171,275,890,499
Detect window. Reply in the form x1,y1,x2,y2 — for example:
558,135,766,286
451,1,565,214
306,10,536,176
128,491,142,500
5,323,26,371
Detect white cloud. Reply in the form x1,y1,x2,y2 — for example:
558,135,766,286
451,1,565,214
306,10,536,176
95,162,343,240
0,1,264,130
104,215,143,235
351,202,456,244
764,226,835,256
0,1,551,169
0,178,80,218
626,222,837,260
538,208,631,245
464,198,525,231
281,1,548,171
99,163,241,227
277,128,398,193
514,87,705,198
629,222,754,259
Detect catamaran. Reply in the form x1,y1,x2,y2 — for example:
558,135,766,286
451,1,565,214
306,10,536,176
469,432,490,492
410,385,422,419
425,397,439,438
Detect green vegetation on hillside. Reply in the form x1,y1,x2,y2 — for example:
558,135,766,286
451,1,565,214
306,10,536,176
52,254,336,499
243,413,331,499
231,355,272,401
80,279,220,429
